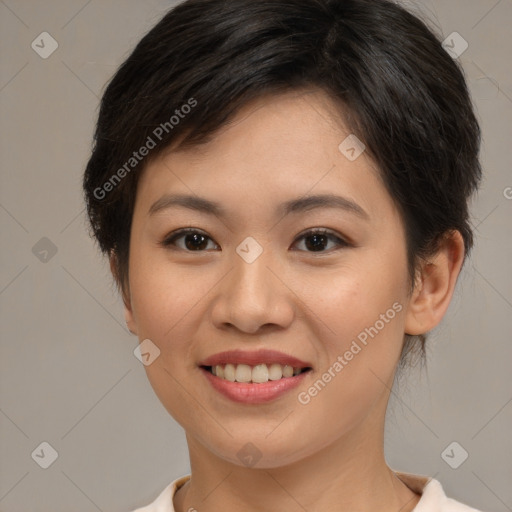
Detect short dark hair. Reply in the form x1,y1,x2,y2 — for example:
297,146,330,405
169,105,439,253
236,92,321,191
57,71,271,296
83,0,482,368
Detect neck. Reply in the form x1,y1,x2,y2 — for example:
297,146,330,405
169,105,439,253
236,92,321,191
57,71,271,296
174,398,421,512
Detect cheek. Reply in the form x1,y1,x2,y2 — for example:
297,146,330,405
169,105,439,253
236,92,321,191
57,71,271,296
292,272,406,451
129,248,199,339
300,255,408,397
127,253,201,408
127,252,208,425
301,256,407,344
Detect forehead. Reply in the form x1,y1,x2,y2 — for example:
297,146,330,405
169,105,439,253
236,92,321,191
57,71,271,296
135,89,392,224
166,88,351,160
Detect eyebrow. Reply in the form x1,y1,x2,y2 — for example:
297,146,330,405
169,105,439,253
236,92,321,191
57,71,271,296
148,193,369,220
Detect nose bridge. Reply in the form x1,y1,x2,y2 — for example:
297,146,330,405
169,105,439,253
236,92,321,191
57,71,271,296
212,238,293,333
230,239,276,307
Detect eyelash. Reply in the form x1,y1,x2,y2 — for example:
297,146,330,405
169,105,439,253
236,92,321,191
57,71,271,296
160,227,350,254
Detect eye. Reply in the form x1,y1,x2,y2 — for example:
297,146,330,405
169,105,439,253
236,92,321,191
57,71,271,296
161,228,219,251
292,228,349,253
160,227,349,253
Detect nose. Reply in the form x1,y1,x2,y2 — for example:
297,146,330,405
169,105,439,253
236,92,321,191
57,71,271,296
210,245,295,335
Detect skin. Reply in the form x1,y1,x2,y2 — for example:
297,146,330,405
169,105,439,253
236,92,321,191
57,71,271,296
116,89,465,512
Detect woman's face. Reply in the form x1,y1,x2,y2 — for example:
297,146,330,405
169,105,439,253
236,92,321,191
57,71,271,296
125,89,413,468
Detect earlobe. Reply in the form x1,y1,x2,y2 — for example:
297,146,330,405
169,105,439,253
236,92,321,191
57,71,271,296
124,307,138,336
109,250,138,336
122,288,138,336
404,231,465,336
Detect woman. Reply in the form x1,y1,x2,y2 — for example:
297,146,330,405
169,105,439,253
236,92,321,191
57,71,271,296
83,0,483,510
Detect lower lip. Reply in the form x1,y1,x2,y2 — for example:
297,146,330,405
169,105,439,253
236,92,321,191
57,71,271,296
200,367,310,404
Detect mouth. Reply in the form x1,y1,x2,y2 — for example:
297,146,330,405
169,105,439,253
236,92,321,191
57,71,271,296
198,349,313,403
200,363,312,384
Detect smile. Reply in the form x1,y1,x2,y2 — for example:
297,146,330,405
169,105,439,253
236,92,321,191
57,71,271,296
198,349,313,403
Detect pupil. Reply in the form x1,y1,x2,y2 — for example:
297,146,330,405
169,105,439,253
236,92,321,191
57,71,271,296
185,233,207,250
306,234,327,251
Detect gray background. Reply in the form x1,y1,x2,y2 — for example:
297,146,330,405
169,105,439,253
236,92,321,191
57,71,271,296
0,0,511,510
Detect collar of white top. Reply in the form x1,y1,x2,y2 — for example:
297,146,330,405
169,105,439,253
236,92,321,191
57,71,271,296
132,471,481,512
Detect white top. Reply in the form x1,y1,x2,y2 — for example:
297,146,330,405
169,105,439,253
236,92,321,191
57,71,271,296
130,471,483,511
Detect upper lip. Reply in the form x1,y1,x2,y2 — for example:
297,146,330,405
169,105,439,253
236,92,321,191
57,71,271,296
199,349,312,369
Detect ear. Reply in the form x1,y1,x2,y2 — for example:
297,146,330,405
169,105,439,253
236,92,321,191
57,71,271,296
109,250,138,336
404,230,465,336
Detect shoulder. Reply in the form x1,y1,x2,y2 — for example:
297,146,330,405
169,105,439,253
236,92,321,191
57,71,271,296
393,471,484,512
129,475,191,512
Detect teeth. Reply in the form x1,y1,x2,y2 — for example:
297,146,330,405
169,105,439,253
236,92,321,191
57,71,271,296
224,363,236,382
235,364,252,383
207,363,306,383
282,365,294,378
252,364,269,383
